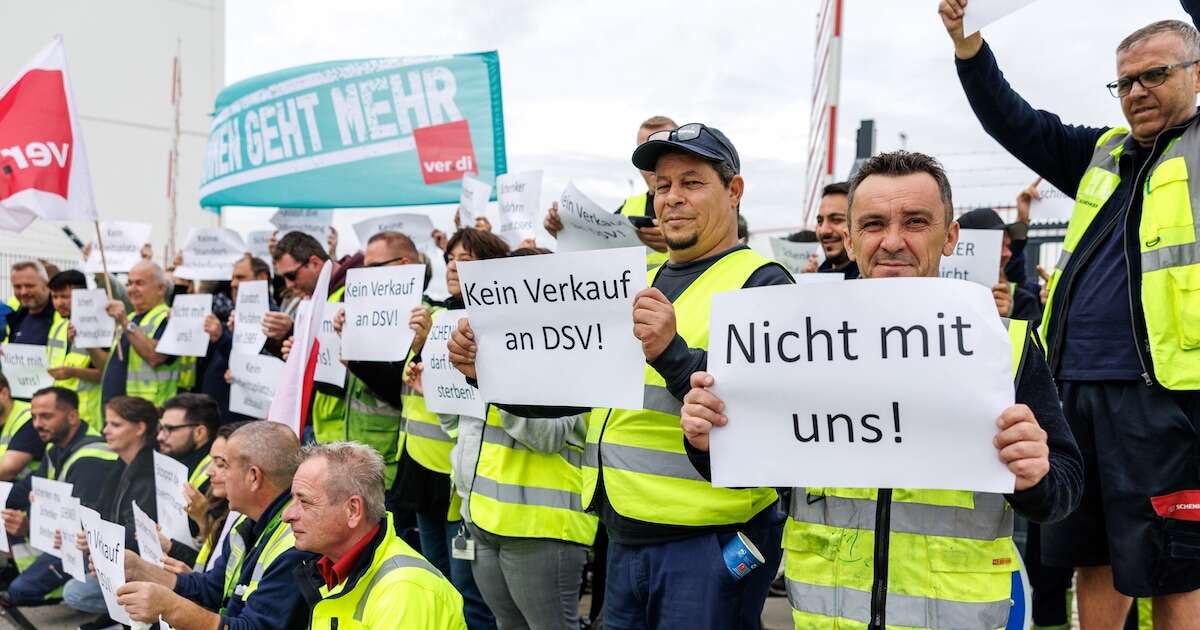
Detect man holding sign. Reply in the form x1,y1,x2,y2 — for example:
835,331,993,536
46,270,102,431
451,124,793,629
944,2,1200,623
681,151,1083,629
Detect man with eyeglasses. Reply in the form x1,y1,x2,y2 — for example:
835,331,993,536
450,123,793,629
941,2,1200,626
157,394,220,567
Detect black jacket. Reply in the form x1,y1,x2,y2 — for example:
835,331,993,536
95,446,158,552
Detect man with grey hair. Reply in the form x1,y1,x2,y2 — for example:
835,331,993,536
942,1,1200,626
4,260,54,354
118,421,316,629
86,259,179,407
286,442,466,629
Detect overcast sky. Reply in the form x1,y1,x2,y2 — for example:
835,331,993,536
223,0,1193,247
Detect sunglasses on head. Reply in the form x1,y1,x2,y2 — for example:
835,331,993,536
647,123,736,158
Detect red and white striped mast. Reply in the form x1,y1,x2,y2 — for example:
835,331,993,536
801,0,843,228
165,38,182,266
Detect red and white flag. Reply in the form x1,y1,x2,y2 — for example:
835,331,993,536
268,261,332,437
0,36,97,232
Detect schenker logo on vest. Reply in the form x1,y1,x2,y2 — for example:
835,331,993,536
0,69,73,200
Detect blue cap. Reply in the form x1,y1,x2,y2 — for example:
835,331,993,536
631,123,741,174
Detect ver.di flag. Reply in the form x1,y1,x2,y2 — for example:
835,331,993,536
201,52,506,209
0,36,97,232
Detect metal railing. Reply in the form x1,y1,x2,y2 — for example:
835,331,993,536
0,253,84,303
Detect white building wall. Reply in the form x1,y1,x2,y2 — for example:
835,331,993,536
0,0,224,289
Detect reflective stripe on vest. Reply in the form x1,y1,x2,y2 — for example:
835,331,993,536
47,317,102,431
402,389,454,474
344,372,404,488
114,303,178,405
0,403,36,479
310,518,465,630
582,248,779,527
783,319,1031,629
1040,124,1200,389
188,454,212,489
468,407,597,545
45,433,117,481
618,193,669,270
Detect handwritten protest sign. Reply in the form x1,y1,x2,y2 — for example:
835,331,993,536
0,482,10,552
941,229,1004,287
963,0,1038,35
31,477,72,557
1,344,54,398
458,247,646,408
132,500,163,567
271,208,331,243
71,288,116,349
85,222,151,274
708,278,1015,493
158,294,213,357
175,227,246,281
423,309,487,418
233,280,269,354
246,230,274,268
300,299,346,386
230,353,285,419
770,237,825,274
59,496,87,581
79,505,132,626
1030,183,1075,223
342,265,425,361
496,171,541,248
556,183,644,252
153,452,195,548
352,213,436,252
459,174,492,226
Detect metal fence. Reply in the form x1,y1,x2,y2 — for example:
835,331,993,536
0,253,84,303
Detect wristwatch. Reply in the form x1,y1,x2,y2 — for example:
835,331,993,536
125,321,136,333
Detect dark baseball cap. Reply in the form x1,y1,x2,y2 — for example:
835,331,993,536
956,207,1021,237
631,123,741,174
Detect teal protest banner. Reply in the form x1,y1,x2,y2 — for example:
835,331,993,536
200,52,505,209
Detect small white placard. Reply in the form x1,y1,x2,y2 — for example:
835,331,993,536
71,288,116,349
1,344,54,398
341,265,425,362
423,309,487,418
157,294,213,357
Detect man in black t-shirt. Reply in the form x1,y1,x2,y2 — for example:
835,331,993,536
0,374,42,481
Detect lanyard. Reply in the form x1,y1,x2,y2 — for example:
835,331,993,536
221,504,287,606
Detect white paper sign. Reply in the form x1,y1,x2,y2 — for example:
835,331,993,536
268,262,332,436
79,505,133,626
306,300,346,386
457,247,647,409
496,171,542,248
175,227,246,281
246,230,275,270
352,213,436,252
708,278,1015,493
152,452,195,548
941,229,1004,287
229,353,286,419
71,288,116,349
459,174,492,226
341,266,425,361
271,208,332,243
233,281,269,355
59,496,87,582
131,500,163,567
85,222,152,274
0,482,11,552
963,0,1038,35
794,273,846,284
30,477,72,557
770,237,825,274
424,309,487,418
1030,184,1075,223
157,294,213,358
556,183,645,252
0,344,54,398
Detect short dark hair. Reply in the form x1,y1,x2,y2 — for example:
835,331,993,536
48,270,87,292
444,228,511,263
104,396,159,448
218,420,250,441
788,229,818,243
241,255,271,279
32,386,78,411
275,231,329,264
162,393,221,436
1118,20,1200,57
509,247,552,257
822,181,850,197
847,151,954,225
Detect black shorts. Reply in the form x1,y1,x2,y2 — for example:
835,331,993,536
1041,381,1200,597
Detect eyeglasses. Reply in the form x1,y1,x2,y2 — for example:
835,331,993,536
365,256,406,268
647,123,736,159
158,423,199,434
1107,60,1200,97
278,266,301,282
